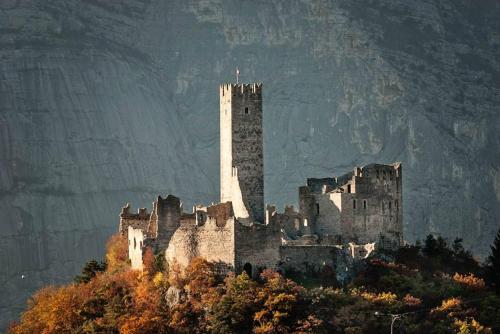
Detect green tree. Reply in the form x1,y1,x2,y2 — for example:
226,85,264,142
74,259,106,284
486,229,500,293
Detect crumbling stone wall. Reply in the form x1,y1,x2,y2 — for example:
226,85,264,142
119,204,150,238
128,226,146,270
299,163,403,249
165,203,236,270
154,195,181,251
234,220,281,277
279,245,340,273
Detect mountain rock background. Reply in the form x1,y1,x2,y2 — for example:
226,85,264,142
0,0,499,329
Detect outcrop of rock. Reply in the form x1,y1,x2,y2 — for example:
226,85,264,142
0,0,499,329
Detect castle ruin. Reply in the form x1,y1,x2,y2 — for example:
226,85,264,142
119,83,403,279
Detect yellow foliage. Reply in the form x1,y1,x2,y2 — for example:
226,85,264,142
454,318,492,334
453,273,485,290
152,272,168,288
359,291,398,305
434,297,462,313
105,234,129,273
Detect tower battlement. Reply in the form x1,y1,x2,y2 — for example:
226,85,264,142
220,83,262,97
220,82,264,223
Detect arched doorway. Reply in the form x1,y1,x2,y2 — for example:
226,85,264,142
243,263,252,277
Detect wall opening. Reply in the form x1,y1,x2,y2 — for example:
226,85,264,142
347,184,351,193
316,203,320,214
388,201,392,210
133,237,136,249
395,200,398,210
243,263,252,277
353,200,357,210
244,107,249,114
363,200,367,210
376,170,380,179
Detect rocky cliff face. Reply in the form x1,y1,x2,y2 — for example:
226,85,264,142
1,0,499,328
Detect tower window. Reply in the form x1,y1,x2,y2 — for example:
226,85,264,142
347,184,351,193
388,201,392,210
316,203,320,215
244,107,249,114
395,200,399,210
353,200,356,210
363,200,367,210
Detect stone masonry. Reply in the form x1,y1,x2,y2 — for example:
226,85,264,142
119,82,403,279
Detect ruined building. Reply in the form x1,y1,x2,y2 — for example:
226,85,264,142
119,83,403,278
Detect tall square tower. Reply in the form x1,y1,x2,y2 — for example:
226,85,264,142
220,83,264,223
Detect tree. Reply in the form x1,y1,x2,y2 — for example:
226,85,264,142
74,259,106,284
487,229,500,293
106,234,129,272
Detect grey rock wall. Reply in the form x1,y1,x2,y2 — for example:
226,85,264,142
0,0,499,329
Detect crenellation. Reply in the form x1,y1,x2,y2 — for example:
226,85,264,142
119,82,404,281
119,203,151,238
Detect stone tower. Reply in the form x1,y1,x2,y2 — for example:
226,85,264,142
220,83,264,223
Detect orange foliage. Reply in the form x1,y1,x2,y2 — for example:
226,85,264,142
168,260,184,288
105,234,129,272
142,248,156,275
10,285,86,334
403,294,422,307
434,297,462,313
453,273,485,290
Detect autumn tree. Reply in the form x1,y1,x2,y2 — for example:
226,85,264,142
105,234,129,273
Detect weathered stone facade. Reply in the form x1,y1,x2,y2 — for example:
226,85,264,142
220,84,264,223
120,83,403,278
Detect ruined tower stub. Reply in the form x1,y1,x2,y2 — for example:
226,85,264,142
220,83,264,223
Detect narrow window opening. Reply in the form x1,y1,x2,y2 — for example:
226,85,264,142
383,171,386,180
388,201,392,210
395,200,399,211
316,203,320,215
244,107,249,114
376,170,380,179
353,200,357,210
347,184,351,193
133,238,136,249
363,200,367,210
382,202,385,213
243,263,252,277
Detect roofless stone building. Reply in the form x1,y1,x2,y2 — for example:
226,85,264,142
119,83,403,279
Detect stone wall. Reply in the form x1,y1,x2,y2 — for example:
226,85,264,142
155,195,181,251
234,220,281,277
128,226,145,270
299,163,403,248
165,203,236,270
279,245,340,273
220,84,264,223
119,204,150,238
